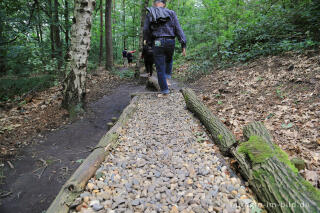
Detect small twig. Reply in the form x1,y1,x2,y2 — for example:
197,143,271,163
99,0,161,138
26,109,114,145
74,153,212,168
37,166,47,179
0,191,12,198
7,161,14,169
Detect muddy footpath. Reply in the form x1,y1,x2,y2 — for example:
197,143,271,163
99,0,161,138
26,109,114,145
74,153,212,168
0,83,146,213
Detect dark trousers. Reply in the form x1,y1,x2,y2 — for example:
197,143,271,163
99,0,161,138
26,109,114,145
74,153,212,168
153,38,175,94
144,55,154,76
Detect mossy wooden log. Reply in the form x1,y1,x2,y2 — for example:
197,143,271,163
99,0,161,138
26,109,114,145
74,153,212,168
146,76,161,91
180,88,320,212
181,88,236,154
239,122,320,213
139,73,149,84
46,96,141,213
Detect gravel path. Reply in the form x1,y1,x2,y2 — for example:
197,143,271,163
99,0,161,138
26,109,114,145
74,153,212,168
71,92,259,213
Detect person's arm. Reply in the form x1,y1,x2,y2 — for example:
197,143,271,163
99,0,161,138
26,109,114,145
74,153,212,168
172,11,186,50
143,13,151,42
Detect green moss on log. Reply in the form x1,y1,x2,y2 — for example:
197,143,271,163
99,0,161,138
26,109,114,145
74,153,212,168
301,179,320,202
238,136,274,164
274,145,298,173
238,135,298,173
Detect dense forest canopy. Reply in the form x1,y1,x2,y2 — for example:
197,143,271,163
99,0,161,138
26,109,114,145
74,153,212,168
0,0,319,101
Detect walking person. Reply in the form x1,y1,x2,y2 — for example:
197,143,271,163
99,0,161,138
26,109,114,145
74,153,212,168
143,0,186,96
122,48,128,67
127,50,134,67
141,40,154,77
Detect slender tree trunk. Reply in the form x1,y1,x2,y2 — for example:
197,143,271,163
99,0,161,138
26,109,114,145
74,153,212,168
36,1,43,43
0,15,6,75
47,0,55,58
135,0,149,76
35,25,41,42
53,0,63,69
62,0,96,109
122,0,126,48
139,0,149,54
65,0,70,54
99,0,103,66
133,5,136,50
105,0,113,70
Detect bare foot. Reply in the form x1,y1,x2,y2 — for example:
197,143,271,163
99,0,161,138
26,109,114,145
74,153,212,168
167,79,171,86
157,93,168,98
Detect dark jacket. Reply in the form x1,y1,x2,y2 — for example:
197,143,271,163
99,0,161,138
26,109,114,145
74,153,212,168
122,50,127,58
142,44,154,61
143,7,186,48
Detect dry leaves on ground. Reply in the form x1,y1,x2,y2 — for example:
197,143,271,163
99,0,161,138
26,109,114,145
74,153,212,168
0,70,122,159
190,52,320,187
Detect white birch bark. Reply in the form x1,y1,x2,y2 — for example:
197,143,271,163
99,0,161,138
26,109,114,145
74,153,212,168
62,0,96,109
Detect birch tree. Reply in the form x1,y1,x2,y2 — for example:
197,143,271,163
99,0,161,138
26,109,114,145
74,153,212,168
62,0,96,109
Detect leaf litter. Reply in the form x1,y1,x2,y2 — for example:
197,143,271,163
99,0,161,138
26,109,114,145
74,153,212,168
189,51,320,188
0,70,122,160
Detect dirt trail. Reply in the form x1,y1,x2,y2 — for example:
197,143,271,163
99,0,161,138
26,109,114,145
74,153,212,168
0,83,146,213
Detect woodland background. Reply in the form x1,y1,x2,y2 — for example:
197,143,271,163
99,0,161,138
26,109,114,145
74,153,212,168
0,0,319,102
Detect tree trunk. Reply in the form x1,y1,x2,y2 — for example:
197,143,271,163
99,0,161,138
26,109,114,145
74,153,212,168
122,0,126,48
146,76,160,91
64,0,70,56
36,0,43,43
0,15,6,75
181,88,320,213
105,0,113,70
136,0,149,77
53,0,63,69
47,0,55,58
239,122,320,213
99,0,103,66
181,88,237,155
62,0,96,109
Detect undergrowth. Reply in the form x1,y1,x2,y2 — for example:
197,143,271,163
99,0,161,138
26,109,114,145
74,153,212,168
0,75,56,102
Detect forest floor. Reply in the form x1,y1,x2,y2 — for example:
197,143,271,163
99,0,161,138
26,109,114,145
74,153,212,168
0,69,124,159
0,68,146,212
177,51,320,188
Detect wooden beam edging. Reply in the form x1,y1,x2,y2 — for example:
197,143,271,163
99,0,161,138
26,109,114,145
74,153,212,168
181,88,320,213
47,95,141,213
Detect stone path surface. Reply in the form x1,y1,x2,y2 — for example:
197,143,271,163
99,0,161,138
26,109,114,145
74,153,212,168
71,92,259,213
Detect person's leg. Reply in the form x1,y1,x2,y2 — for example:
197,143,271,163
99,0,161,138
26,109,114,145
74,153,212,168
149,55,154,77
144,59,149,75
145,55,153,76
164,39,175,80
149,63,153,76
153,40,169,94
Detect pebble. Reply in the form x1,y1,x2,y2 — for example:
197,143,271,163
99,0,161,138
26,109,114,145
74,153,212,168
70,93,258,212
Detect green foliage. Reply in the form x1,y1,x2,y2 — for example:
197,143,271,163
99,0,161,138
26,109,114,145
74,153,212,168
0,75,55,102
112,68,135,79
173,0,320,81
